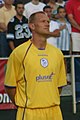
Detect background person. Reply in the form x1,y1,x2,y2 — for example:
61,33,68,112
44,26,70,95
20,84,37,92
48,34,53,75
57,6,72,55
0,0,16,57
43,5,60,47
4,11,67,120
23,0,46,19
65,0,80,54
7,1,31,55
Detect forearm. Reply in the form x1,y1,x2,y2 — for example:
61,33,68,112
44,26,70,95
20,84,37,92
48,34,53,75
5,87,16,105
9,41,15,50
48,29,60,37
0,23,7,31
58,87,62,95
68,15,80,30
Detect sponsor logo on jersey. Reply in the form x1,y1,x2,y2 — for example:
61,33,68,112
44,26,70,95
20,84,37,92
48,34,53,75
40,58,48,68
36,72,54,82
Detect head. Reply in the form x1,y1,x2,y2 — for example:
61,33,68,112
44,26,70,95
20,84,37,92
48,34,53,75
43,5,52,19
57,6,66,18
3,0,14,5
48,0,56,10
15,1,24,16
28,11,50,37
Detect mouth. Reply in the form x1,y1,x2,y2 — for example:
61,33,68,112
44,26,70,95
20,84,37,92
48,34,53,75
44,28,49,30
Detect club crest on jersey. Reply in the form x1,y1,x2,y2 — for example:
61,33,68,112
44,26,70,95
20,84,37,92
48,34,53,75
40,58,48,68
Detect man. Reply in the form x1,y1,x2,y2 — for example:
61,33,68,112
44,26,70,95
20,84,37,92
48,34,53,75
4,11,67,120
23,0,46,19
7,1,31,54
65,0,80,54
0,0,16,57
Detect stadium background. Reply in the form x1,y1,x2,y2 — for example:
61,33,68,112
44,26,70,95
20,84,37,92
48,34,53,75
0,0,80,120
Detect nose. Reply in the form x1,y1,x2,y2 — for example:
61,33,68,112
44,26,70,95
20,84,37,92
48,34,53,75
45,21,49,28
45,20,49,25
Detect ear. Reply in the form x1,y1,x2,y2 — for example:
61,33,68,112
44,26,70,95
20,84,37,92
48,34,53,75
29,23,35,31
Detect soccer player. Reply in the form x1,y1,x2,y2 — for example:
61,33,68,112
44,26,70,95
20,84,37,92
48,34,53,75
4,11,67,120
7,1,31,53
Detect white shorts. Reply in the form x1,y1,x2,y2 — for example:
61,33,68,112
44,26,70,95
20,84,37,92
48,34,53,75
71,32,80,51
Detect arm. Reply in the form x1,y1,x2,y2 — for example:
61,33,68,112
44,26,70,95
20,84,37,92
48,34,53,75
5,87,16,105
0,23,7,31
58,87,62,95
48,29,60,37
9,41,15,50
69,34,72,55
68,14,80,30
7,19,15,50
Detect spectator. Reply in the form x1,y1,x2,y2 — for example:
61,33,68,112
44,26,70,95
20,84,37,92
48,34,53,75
7,1,31,55
65,0,80,54
43,5,60,47
4,11,67,120
57,6,72,55
0,0,16,57
47,0,58,17
23,0,46,19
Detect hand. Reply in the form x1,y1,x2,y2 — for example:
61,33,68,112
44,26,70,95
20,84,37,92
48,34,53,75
51,29,60,37
60,24,66,31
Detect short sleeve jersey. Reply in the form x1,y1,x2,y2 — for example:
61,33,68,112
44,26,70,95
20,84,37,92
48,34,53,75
4,40,67,108
7,16,31,47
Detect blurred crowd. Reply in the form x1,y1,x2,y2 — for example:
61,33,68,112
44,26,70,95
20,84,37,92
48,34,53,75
0,0,80,57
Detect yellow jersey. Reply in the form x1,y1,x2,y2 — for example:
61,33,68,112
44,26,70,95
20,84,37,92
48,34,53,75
4,40,67,108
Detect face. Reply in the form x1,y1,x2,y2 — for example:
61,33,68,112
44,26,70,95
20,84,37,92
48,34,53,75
58,8,66,18
29,13,50,36
44,8,52,19
16,4,24,16
4,0,13,5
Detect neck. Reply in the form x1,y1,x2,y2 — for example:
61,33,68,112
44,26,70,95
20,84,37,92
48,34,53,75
31,35,47,49
32,0,39,5
5,4,12,9
16,15,23,21
59,17,66,22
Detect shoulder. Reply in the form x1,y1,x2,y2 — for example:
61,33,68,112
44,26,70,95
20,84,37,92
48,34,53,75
11,40,32,60
12,5,15,9
50,20,59,25
39,2,46,6
47,43,63,56
0,6,5,12
24,2,31,7
9,16,15,23
23,15,28,22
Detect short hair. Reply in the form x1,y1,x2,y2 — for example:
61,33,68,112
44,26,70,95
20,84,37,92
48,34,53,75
57,6,65,13
28,11,46,23
43,5,51,11
15,1,24,9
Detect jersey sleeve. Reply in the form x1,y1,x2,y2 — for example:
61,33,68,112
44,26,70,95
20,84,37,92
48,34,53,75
7,19,15,42
4,51,21,87
57,52,67,87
